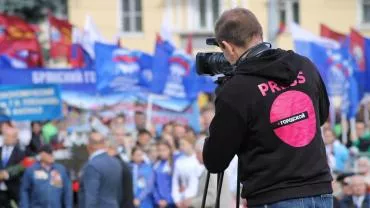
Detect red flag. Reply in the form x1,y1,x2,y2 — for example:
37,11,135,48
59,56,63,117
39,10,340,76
350,28,366,71
277,22,286,36
68,44,85,68
49,15,72,58
320,24,346,42
186,34,193,55
0,14,43,67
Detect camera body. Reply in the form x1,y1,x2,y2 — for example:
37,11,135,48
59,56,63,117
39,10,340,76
195,52,233,76
196,38,272,78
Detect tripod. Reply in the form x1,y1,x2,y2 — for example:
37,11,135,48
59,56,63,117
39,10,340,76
201,159,241,208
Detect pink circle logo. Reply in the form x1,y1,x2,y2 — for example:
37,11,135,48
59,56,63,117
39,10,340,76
269,90,316,147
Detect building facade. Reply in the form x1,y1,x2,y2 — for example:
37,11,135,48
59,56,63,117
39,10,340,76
68,0,370,54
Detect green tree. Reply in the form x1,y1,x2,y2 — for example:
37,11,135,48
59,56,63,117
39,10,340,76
0,0,67,23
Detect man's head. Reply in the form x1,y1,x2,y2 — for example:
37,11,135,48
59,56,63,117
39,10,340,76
106,138,118,156
173,123,186,139
349,175,368,197
137,129,152,148
342,177,353,196
356,121,366,138
134,111,146,130
110,113,126,129
31,122,42,134
87,131,106,155
1,122,18,146
356,157,370,175
39,144,54,165
323,128,336,145
113,127,126,146
215,8,263,64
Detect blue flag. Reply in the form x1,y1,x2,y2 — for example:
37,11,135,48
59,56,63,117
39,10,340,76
151,37,199,100
293,28,361,119
94,42,152,94
0,55,27,69
295,40,360,118
328,45,360,118
364,39,370,92
150,37,175,94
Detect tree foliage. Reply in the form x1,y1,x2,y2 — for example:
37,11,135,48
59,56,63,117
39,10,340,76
1,0,67,23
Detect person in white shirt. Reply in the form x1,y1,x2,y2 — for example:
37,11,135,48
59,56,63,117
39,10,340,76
182,138,233,208
172,136,202,207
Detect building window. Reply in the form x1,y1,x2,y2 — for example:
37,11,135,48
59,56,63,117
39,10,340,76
278,0,300,26
361,0,370,24
292,1,300,23
121,0,142,33
196,0,220,30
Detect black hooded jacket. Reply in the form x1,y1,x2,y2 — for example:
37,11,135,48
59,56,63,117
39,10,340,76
203,49,332,206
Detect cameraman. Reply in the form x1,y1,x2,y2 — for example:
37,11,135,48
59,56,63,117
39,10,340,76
202,8,333,207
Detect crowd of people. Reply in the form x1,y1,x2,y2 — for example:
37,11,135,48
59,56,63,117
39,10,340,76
322,118,370,207
0,101,370,208
0,103,238,208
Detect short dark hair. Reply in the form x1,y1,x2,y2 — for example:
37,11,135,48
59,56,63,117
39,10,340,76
88,131,105,145
131,146,144,156
116,113,126,119
1,121,13,128
215,8,263,48
135,111,145,116
138,129,152,137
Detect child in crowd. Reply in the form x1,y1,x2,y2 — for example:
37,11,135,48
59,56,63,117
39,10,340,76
153,141,175,208
147,144,159,165
171,135,202,207
131,147,154,208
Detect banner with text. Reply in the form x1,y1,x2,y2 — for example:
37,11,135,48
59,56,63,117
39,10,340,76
0,85,63,121
0,68,97,94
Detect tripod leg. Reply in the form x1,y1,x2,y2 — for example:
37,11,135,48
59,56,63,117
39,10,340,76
236,158,241,208
216,172,224,208
201,172,211,208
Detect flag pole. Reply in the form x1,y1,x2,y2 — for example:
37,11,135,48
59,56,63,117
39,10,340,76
146,94,154,130
364,101,369,127
350,117,357,143
341,113,348,145
329,97,335,129
145,94,167,130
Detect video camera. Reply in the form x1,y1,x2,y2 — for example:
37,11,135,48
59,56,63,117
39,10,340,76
195,38,234,76
195,37,272,77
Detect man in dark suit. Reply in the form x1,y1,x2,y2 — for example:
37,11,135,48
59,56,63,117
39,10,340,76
107,138,134,208
0,121,25,208
78,131,123,208
340,175,370,208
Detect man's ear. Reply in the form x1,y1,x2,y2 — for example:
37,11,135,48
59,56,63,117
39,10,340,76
221,41,234,55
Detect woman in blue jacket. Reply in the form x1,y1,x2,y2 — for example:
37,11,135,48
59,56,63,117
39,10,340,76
153,141,175,208
131,147,154,208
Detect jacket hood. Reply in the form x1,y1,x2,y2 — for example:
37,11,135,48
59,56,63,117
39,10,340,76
236,49,301,86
